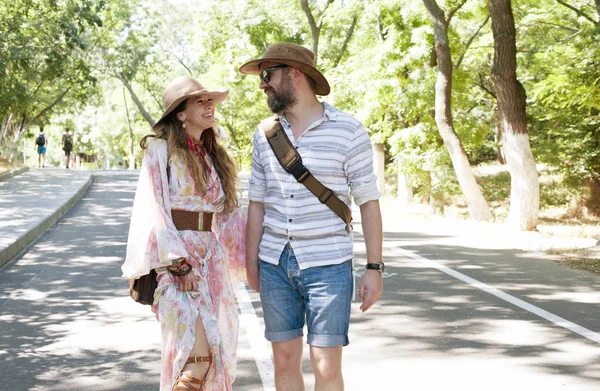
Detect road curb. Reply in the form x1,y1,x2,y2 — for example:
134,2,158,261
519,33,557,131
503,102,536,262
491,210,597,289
0,173,94,268
0,166,29,183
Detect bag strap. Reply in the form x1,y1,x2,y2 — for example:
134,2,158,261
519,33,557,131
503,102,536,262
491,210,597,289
261,117,352,233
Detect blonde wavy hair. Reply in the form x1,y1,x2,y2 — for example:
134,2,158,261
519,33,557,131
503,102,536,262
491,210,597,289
141,100,240,212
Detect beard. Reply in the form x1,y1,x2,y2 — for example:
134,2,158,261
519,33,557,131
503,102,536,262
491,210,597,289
266,75,296,114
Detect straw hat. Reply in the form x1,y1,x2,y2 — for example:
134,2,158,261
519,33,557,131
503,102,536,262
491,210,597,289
238,42,330,96
153,76,229,129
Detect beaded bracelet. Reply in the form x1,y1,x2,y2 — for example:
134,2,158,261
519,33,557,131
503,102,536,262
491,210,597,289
168,259,192,276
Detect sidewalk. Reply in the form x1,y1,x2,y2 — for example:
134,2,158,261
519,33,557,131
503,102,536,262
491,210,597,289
0,167,93,268
353,198,599,258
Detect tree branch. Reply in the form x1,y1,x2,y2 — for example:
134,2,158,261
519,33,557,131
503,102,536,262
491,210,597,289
455,15,490,70
555,0,597,25
477,73,496,99
537,20,580,32
26,87,72,128
300,0,319,57
118,74,155,127
377,14,387,41
316,0,335,28
332,14,358,68
446,0,468,26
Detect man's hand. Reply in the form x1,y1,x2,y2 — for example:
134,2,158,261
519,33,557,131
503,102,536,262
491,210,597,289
246,201,265,293
359,270,383,312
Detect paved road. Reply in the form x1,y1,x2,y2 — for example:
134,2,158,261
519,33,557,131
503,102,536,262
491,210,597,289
1,171,600,390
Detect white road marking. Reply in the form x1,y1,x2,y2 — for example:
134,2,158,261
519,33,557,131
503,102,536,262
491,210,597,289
236,285,275,390
391,246,600,345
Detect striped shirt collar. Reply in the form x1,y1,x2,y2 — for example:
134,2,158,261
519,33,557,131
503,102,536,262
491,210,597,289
278,101,338,129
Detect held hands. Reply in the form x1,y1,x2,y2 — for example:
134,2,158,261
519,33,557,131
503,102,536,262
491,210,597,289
359,270,383,312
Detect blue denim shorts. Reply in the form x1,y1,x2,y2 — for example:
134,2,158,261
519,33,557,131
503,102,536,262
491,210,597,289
259,244,352,347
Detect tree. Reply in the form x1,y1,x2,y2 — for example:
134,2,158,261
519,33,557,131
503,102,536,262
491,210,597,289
488,0,539,230
422,0,492,221
0,0,104,158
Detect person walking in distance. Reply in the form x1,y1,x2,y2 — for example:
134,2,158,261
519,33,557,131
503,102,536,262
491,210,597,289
62,128,74,169
122,76,246,391
239,42,384,391
35,126,48,168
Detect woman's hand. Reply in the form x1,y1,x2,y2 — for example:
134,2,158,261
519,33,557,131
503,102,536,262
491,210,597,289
177,271,198,292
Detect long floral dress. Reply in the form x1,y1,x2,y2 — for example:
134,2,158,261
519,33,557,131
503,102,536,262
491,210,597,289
122,137,246,391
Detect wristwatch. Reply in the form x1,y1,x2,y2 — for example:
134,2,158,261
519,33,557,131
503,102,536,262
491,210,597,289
365,262,385,274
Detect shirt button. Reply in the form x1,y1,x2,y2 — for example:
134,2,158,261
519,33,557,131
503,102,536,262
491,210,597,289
290,195,294,198
288,219,292,222
289,237,293,241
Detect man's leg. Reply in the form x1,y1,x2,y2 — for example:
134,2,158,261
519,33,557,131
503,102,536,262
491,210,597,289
272,337,305,391
38,153,41,168
310,346,343,391
302,260,353,391
259,245,306,391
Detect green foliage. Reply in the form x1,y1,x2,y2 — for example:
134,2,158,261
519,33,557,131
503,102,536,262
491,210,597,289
2,0,599,213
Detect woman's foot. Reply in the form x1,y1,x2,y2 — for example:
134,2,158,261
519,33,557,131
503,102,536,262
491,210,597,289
173,356,211,391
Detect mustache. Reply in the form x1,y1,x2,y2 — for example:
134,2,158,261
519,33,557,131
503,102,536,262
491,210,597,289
264,87,275,94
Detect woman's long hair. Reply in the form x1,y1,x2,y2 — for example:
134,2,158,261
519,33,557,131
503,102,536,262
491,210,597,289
141,100,240,212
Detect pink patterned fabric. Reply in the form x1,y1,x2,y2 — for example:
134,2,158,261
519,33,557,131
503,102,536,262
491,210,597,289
123,137,246,391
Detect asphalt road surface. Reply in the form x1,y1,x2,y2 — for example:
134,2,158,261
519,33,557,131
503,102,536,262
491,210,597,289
1,171,599,390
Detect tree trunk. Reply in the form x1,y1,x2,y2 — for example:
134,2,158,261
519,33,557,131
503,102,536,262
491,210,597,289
488,0,539,231
119,76,155,127
586,176,600,217
494,126,505,164
123,88,136,169
373,143,386,196
422,0,492,221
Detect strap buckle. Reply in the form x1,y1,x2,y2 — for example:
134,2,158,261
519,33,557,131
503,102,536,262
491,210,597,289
318,189,332,203
287,159,309,182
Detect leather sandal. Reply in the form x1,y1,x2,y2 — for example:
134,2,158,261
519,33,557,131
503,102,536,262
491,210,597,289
173,356,212,391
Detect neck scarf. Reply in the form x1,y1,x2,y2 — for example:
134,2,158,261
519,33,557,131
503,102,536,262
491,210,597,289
186,133,211,173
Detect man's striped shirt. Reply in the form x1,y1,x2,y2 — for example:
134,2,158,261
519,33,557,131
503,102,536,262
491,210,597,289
248,102,380,270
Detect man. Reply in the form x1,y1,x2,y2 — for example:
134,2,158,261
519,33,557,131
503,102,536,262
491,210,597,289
35,127,47,168
239,42,383,391
62,128,73,169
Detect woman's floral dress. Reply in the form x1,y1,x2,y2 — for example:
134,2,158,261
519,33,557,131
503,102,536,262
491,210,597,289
122,137,246,391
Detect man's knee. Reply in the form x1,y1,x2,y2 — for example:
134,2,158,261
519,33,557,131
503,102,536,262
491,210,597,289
310,346,342,380
272,338,303,370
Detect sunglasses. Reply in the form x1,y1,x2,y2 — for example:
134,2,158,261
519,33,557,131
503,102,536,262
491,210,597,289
260,65,289,84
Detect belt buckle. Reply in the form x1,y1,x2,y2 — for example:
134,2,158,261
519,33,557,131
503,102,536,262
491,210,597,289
198,213,204,231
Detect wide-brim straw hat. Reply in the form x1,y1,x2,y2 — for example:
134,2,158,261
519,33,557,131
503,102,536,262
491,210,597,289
153,76,229,129
238,43,330,96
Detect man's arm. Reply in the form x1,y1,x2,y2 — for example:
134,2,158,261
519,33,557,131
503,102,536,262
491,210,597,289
245,200,265,292
358,199,383,312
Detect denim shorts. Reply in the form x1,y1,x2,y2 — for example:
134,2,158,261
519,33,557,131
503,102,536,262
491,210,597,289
259,244,353,347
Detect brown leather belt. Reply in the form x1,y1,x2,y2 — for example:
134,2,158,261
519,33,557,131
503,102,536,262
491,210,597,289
171,209,213,232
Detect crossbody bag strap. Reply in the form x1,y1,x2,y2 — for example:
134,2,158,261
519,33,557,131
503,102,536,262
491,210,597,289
261,117,352,233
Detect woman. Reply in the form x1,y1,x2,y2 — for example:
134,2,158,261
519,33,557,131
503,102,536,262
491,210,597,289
122,76,246,391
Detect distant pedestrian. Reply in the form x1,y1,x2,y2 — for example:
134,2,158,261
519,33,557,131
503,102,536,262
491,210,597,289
62,128,73,169
35,127,47,168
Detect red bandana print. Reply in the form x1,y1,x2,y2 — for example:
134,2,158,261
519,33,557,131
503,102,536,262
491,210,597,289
186,134,211,173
